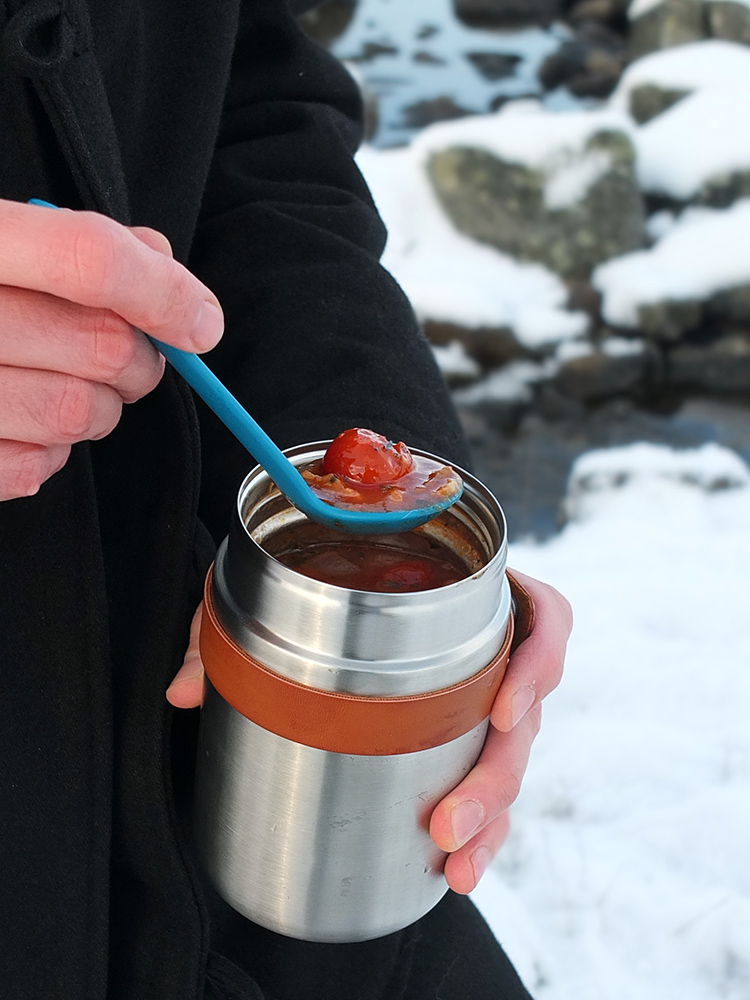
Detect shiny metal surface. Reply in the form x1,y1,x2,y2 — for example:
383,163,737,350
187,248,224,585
195,680,488,942
213,443,511,695
194,441,510,941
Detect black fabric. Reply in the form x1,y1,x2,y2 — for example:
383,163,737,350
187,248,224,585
210,890,534,1000
0,1,525,998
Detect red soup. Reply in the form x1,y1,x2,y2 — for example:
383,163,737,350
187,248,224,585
265,523,471,593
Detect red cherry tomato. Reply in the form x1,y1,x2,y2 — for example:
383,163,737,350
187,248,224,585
323,428,414,485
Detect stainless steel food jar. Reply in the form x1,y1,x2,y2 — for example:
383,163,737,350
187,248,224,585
194,442,514,943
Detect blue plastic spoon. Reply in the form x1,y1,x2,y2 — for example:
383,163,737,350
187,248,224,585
31,200,463,533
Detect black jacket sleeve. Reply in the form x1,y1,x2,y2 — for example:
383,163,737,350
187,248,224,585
187,0,470,541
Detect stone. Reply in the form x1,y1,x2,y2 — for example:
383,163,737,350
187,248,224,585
402,97,472,129
453,0,564,28
668,331,750,391
295,0,356,46
426,128,646,279
636,298,703,340
708,284,750,324
628,0,707,61
698,170,750,209
422,320,526,368
628,83,691,124
706,0,750,44
466,51,522,81
568,0,631,23
539,41,623,91
554,339,654,399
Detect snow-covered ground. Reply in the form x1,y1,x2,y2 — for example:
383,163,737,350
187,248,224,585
471,442,750,1000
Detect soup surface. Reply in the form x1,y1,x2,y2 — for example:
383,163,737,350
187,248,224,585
266,523,471,593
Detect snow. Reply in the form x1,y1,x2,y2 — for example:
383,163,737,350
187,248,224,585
412,108,633,211
430,340,481,379
592,200,750,328
452,360,557,404
472,442,750,1000
610,40,750,112
628,0,670,19
356,142,588,347
634,85,750,200
608,41,750,200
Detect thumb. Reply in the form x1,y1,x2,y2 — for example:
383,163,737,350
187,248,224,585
167,602,205,709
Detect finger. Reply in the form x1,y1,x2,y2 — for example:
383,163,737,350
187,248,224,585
443,811,511,895
128,226,173,257
166,603,205,709
0,199,223,352
0,366,122,445
430,705,542,854
0,285,164,403
0,440,71,501
490,570,572,733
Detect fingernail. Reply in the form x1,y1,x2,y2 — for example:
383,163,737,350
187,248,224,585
511,685,536,729
191,299,224,351
470,846,492,885
450,800,484,848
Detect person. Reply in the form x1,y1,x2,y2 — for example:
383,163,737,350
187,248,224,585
0,1,572,998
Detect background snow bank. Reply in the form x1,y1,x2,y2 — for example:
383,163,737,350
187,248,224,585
472,442,750,1000
592,200,750,327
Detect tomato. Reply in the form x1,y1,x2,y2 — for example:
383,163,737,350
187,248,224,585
322,428,414,485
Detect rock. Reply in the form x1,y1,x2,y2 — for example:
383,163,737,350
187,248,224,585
554,337,654,399
628,0,707,61
628,83,691,124
466,51,522,81
566,279,603,320
667,331,750,391
568,0,631,23
708,284,750,324
413,51,447,66
698,170,750,209
349,40,399,63
296,0,356,46
453,0,564,28
706,0,750,44
539,40,624,93
488,92,540,112
426,126,646,279
422,320,527,368
636,298,703,340
402,97,472,129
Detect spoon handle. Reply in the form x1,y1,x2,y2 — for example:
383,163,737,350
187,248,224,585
150,338,311,505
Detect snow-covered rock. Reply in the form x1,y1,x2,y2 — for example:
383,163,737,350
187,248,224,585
627,0,706,60
355,140,589,351
413,107,645,278
593,201,750,337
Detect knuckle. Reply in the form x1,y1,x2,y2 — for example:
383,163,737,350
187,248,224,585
51,215,122,302
51,377,98,440
88,312,139,384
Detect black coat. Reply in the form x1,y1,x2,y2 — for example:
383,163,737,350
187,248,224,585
0,3,528,1000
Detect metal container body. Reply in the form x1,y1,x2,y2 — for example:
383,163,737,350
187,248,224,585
195,682,488,942
194,443,510,942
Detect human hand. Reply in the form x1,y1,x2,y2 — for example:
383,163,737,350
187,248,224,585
429,569,572,894
0,198,224,501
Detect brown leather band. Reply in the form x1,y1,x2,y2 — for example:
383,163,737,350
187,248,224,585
199,568,526,756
